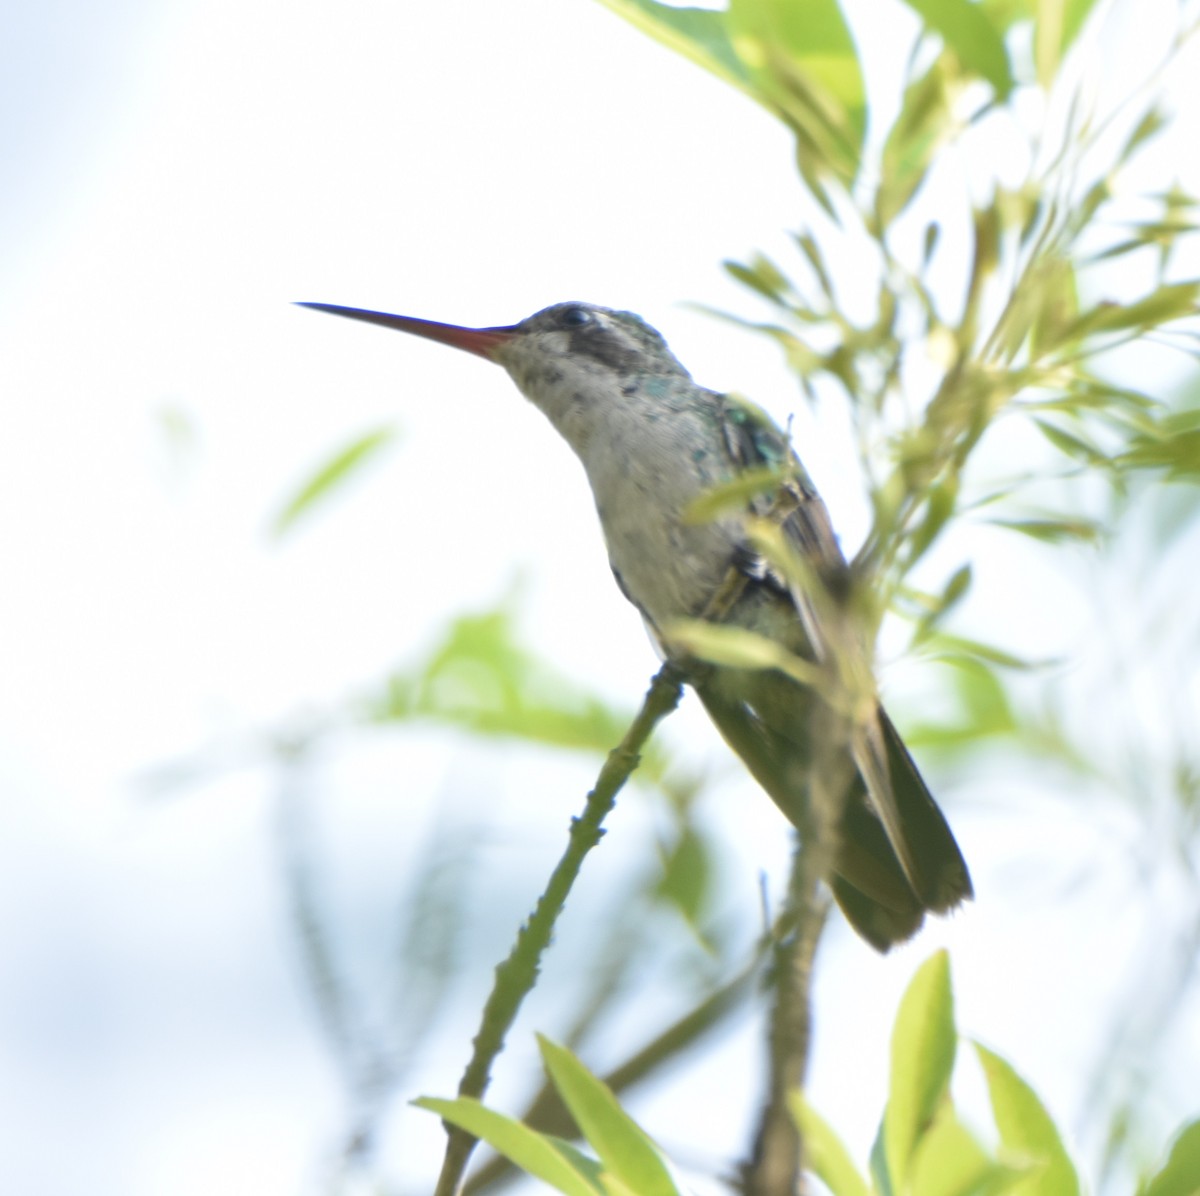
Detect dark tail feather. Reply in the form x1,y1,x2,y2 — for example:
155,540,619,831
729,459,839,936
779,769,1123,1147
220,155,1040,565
830,874,923,952
877,709,973,912
695,679,971,952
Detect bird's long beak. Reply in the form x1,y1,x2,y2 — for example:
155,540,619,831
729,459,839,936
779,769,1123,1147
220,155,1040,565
296,302,517,360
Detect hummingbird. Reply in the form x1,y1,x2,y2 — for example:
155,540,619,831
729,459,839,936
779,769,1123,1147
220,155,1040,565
297,299,972,950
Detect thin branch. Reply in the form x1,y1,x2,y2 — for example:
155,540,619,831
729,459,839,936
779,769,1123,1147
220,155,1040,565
464,959,761,1194
432,662,687,1196
741,702,844,1196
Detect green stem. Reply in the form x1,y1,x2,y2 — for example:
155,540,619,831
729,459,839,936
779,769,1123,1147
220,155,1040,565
432,662,687,1196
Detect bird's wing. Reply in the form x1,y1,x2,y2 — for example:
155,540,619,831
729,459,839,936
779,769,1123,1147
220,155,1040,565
714,393,932,899
715,393,849,637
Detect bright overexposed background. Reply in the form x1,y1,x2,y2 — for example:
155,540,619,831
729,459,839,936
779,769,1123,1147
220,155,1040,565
3,2,1199,1194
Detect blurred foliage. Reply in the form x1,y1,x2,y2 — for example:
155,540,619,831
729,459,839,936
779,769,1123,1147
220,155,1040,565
250,604,755,1190
595,0,1200,637
271,422,400,537
591,0,1200,1190
367,602,671,784
421,954,1200,1196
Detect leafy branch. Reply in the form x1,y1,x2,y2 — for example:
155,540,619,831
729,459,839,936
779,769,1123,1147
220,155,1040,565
431,662,687,1196
421,951,1200,1196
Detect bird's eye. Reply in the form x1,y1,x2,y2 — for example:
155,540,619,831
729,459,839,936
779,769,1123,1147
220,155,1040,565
560,306,593,328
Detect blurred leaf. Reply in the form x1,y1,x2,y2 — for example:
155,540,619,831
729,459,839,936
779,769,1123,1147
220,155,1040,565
655,827,713,926
596,0,871,209
665,619,824,688
1140,1118,1200,1196
884,950,958,1189
923,631,1042,671
992,249,1083,365
1118,409,1200,480
790,1092,872,1196
975,1043,1080,1196
877,54,961,228
591,0,752,96
682,464,794,523
941,562,973,609
923,220,942,267
1069,282,1200,339
794,230,837,299
1029,258,1079,359
871,1125,895,1196
909,562,974,645
904,480,960,568
962,204,1002,350
898,0,1013,95
538,1037,681,1196
1034,0,1101,88
988,516,1103,543
1033,419,1110,468
371,604,664,772
1156,183,1200,275
724,253,796,303
1115,106,1169,169
980,0,1034,33
414,1096,605,1196
908,1104,1006,1196
1024,378,1156,414
906,653,1019,751
728,0,867,186
272,424,398,537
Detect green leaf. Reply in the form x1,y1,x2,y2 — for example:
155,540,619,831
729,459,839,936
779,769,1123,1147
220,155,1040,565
989,517,1103,544
1118,410,1200,480
271,424,398,537
905,480,960,568
1059,0,1100,51
794,230,837,299
1141,1118,1200,1196
790,1092,872,1196
537,1037,681,1196
950,658,1016,732
925,632,1041,671
727,0,867,186
906,654,1020,750
898,0,1014,95
877,54,962,228
1033,419,1110,468
908,1104,1002,1196
1069,282,1200,338
414,1096,605,1196
980,0,1034,34
373,604,658,770
1034,0,1102,89
884,951,958,1189
942,563,973,608
974,1043,1080,1196
655,827,712,925
724,253,796,303
908,563,973,646
871,1125,895,1196
961,204,1002,348
682,464,794,523
591,0,753,97
1115,107,1169,169
1028,258,1079,359
665,620,824,687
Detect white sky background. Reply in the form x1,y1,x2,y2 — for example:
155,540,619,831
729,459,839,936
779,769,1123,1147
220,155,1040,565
2,1,1199,1194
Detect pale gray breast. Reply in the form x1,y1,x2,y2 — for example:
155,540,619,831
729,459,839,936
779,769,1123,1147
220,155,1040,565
578,401,743,629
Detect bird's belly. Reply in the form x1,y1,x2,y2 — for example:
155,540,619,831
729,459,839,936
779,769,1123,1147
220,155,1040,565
595,479,741,632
